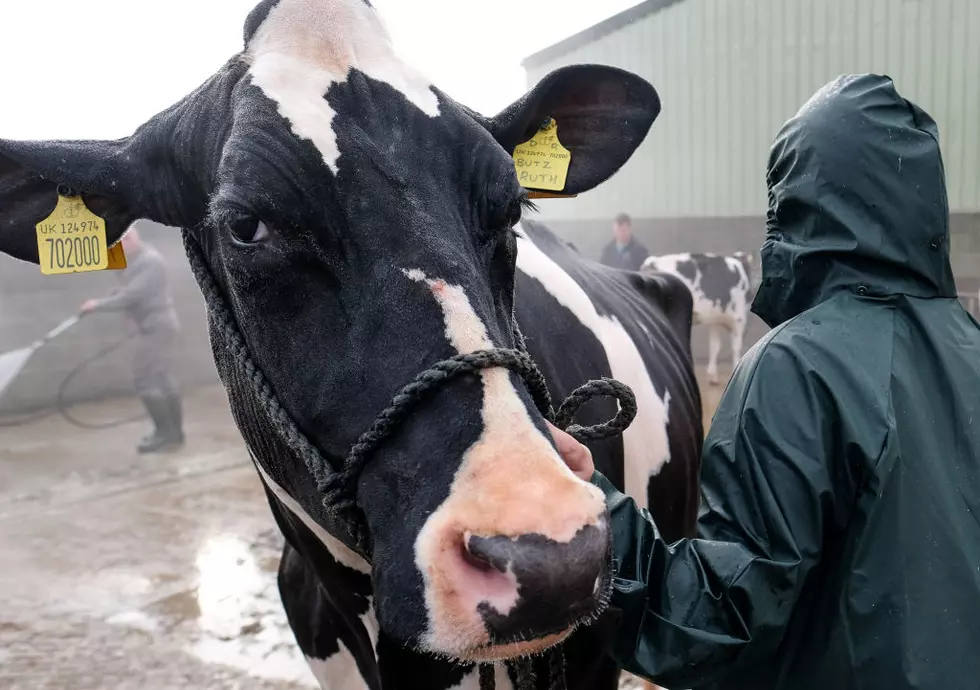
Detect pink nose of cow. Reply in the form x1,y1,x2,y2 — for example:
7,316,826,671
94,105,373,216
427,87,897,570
457,521,610,640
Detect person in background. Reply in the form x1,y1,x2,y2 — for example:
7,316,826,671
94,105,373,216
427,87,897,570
549,74,980,689
81,226,185,453
599,212,649,271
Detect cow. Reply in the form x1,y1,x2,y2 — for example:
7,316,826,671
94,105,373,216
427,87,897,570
0,2,702,689
641,251,754,385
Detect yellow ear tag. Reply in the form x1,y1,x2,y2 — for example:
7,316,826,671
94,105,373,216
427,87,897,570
35,195,110,276
513,117,573,194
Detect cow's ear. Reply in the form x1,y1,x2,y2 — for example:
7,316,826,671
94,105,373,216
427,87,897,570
487,64,661,195
0,137,162,264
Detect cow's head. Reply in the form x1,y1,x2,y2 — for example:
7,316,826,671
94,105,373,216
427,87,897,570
0,0,659,662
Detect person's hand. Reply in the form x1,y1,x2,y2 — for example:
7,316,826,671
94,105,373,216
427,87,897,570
546,421,595,481
79,299,99,314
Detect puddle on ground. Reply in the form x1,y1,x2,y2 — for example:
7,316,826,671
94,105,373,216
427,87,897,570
146,589,201,629
106,530,316,687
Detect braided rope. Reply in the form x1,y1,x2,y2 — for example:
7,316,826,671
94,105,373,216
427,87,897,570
516,658,537,688
181,230,637,690
180,232,364,542
478,664,496,689
554,378,638,442
325,349,553,515
547,648,567,690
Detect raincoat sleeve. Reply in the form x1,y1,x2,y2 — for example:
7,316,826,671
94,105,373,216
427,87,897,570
92,258,163,312
596,340,863,688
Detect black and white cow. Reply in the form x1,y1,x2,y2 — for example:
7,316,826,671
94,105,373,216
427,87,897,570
0,2,702,689
641,252,754,385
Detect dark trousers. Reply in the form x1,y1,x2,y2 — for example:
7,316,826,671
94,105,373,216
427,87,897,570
133,328,179,398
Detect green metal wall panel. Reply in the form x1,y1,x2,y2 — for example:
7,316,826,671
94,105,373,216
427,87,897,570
525,0,980,221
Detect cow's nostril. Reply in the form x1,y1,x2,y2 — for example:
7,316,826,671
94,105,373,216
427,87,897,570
463,532,511,574
461,536,499,574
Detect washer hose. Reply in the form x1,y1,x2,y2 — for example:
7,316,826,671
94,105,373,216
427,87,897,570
0,328,142,429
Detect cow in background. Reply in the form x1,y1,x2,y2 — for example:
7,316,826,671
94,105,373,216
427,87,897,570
641,252,754,385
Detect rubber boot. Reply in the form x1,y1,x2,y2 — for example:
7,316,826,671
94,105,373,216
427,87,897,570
138,394,183,454
166,393,186,447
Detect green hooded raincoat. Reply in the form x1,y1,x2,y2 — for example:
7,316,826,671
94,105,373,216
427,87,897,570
596,74,980,690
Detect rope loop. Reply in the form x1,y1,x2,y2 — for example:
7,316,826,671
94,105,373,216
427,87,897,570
555,377,638,442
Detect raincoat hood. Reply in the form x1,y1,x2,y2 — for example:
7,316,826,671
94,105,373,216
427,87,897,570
752,73,957,327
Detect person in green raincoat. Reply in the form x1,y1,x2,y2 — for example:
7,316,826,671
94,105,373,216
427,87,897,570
548,73,980,690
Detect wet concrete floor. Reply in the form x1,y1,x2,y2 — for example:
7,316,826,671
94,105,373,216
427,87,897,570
1,386,316,690
1,368,730,689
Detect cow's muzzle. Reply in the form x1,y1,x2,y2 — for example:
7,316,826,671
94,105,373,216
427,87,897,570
464,522,612,643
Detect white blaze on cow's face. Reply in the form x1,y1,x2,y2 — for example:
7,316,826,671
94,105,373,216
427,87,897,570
402,269,610,661
245,0,440,173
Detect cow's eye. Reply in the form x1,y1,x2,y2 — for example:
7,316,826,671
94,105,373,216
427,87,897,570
492,197,526,235
515,195,537,228
229,218,273,245
505,199,523,228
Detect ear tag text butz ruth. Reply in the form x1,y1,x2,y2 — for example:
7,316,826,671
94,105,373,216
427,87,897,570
513,117,577,199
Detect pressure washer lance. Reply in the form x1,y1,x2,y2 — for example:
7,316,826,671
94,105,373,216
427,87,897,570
0,312,141,429
0,314,82,402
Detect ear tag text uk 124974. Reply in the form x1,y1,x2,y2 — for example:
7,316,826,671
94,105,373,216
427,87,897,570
35,195,124,275
513,117,575,197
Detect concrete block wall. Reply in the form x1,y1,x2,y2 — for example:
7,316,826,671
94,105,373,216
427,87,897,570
0,222,218,414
